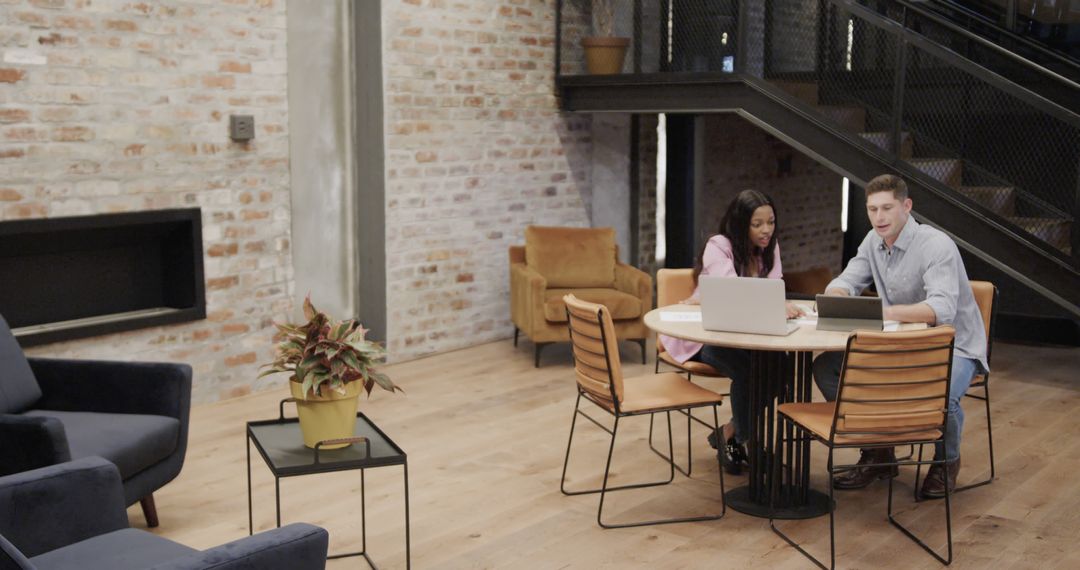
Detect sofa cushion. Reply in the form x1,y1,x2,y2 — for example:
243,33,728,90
0,314,42,414
544,289,642,322
30,528,196,570
23,410,179,480
525,226,616,288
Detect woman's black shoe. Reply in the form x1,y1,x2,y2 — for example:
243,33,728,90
719,437,746,475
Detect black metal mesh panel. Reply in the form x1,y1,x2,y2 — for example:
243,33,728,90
557,0,738,76
555,0,1080,257
901,43,1078,252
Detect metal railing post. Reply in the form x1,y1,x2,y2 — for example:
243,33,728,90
555,0,563,79
634,0,642,73
889,8,908,157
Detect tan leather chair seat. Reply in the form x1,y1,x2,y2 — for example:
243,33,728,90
585,372,723,414
779,402,942,445
657,350,721,375
544,288,642,322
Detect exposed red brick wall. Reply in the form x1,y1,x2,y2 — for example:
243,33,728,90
699,114,843,275
382,0,593,359
1,0,292,403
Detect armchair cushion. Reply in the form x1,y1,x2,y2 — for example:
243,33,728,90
543,288,642,322
23,410,179,480
525,226,616,288
0,315,41,414
30,528,197,570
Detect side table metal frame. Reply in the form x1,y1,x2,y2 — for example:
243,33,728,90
246,399,411,569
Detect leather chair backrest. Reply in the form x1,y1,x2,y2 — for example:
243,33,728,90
835,326,956,440
564,294,624,409
0,315,41,414
656,269,694,353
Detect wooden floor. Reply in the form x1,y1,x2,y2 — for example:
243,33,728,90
137,338,1080,569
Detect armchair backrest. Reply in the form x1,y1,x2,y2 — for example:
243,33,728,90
0,314,41,414
564,295,624,410
524,226,616,288
834,326,956,443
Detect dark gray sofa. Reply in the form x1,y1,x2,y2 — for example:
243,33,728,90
0,457,328,570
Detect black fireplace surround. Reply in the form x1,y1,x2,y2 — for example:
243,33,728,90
0,208,206,346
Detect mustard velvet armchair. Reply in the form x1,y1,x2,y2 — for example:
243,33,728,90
510,226,652,367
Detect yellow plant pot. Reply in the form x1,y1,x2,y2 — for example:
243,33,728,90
289,380,362,450
581,36,630,75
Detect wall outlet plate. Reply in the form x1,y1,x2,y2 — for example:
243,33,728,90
229,115,255,142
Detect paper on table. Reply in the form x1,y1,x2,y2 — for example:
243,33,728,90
660,311,702,322
883,320,901,332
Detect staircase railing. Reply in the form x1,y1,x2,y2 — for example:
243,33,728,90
556,0,1080,268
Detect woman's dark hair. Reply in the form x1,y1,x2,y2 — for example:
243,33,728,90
693,189,778,285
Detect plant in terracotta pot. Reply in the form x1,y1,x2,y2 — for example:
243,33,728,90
581,0,629,74
259,296,401,449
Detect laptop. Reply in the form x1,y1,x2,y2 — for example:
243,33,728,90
815,294,884,332
699,276,799,336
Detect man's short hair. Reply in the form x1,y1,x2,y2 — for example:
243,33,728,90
865,174,909,200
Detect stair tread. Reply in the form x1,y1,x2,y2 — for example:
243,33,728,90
1009,216,1071,226
909,157,961,165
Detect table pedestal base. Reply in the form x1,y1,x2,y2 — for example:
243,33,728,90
725,485,832,519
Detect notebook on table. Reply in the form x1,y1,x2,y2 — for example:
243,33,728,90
699,276,799,336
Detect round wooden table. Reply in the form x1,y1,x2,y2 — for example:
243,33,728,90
645,302,919,519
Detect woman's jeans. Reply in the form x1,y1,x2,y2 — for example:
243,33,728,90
813,351,982,461
691,345,751,444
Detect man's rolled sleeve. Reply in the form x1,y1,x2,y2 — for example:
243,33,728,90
921,237,961,324
827,236,873,295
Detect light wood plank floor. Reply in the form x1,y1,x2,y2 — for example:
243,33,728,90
134,338,1080,569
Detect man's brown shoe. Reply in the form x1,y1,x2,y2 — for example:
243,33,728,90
920,457,960,499
833,448,899,490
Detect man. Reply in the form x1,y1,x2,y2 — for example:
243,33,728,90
813,174,987,498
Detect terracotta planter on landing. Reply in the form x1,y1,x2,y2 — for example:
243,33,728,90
582,36,630,75
289,380,362,450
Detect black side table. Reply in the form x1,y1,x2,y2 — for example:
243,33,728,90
247,400,410,569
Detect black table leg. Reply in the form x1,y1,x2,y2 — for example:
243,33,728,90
725,350,831,519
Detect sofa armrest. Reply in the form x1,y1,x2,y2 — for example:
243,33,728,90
0,457,129,558
149,524,329,570
614,263,653,311
28,358,192,422
510,262,547,330
0,414,71,477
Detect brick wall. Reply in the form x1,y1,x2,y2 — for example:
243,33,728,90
382,0,592,360
699,114,843,275
637,113,658,275
1,0,292,403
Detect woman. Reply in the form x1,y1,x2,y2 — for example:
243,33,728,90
659,189,803,475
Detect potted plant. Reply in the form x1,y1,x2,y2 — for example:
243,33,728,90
259,296,401,449
581,0,629,74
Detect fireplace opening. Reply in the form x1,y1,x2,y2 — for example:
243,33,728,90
0,208,206,346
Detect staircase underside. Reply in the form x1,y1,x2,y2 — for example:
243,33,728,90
558,72,1080,318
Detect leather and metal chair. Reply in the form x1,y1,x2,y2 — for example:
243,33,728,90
648,268,727,475
0,457,328,570
955,280,998,492
771,326,958,568
559,294,726,528
510,226,652,367
0,313,191,528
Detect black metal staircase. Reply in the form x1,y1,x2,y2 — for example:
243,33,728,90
556,0,1080,330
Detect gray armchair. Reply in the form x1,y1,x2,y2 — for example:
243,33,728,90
0,314,191,527
0,457,328,570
